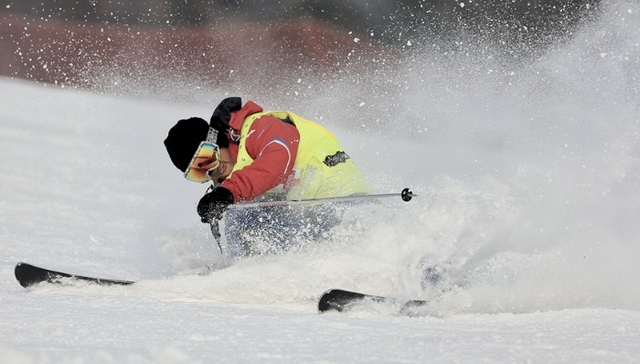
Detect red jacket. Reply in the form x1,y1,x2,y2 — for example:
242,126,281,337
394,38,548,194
220,101,300,202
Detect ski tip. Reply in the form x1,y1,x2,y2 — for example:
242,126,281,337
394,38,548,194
318,288,431,315
14,262,136,288
318,288,367,313
318,288,342,313
14,262,42,288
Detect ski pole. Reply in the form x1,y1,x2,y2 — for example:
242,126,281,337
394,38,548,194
227,187,416,210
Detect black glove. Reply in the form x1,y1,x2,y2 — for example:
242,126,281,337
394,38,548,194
197,186,235,223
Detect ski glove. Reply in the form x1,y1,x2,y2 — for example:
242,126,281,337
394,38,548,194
197,186,235,223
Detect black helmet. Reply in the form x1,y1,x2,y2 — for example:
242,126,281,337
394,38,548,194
163,117,210,172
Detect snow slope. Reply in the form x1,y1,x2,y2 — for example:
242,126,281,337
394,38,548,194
2,1,640,362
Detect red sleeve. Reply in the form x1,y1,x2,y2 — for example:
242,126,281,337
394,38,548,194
221,115,300,202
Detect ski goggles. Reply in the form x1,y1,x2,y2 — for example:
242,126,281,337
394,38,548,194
184,129,221,183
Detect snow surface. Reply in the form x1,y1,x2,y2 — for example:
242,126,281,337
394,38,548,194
3,1,640,362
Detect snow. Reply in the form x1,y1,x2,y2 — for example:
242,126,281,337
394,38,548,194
3,1,640,362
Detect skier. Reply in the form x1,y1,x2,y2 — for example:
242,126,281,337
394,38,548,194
164,97,372,256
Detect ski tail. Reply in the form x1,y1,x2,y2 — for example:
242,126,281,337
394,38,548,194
15,262,135,288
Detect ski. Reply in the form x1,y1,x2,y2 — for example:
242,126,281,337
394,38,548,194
318,288,428,313
14,262,135,288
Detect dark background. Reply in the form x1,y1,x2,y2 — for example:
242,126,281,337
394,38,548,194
0,0,602,89
1,0,599,45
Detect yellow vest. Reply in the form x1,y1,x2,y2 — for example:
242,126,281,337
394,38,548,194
229,111,372,200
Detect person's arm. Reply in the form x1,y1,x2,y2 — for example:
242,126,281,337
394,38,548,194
221,115,300,202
